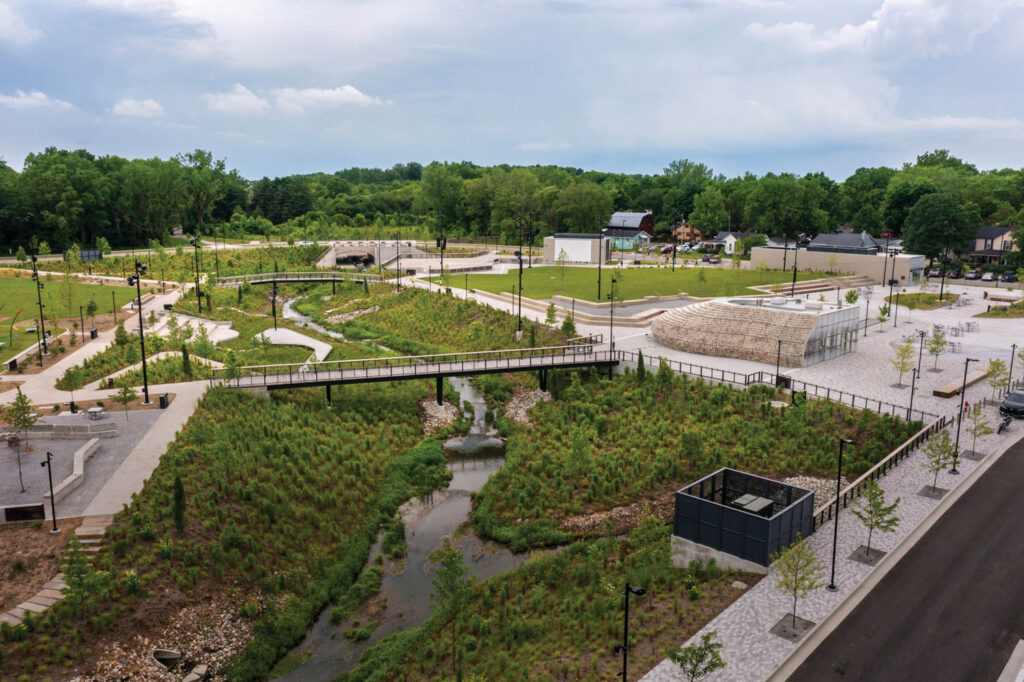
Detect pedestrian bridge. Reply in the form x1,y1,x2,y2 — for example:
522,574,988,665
209,336,612,400
215,270,383,287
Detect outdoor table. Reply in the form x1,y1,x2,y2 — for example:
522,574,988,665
948,326,961,336
87,407,105,420
731,493,757,509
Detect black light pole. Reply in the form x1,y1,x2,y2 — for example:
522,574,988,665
79,306,86,342
437,209,446,283
1009,343,1017,390
516,218,524,334
951,357,978,475
790,240,800,295
892,288,900,327
127,260,151,404
672,215,679,272
393,232,401,291
886,253,896,314
41,451,58,534
188,235,202,313
775,339,783,387
938,243,949,301
608,277,617,353
827,437,854,592
596,215,603,301
30,254,48,356
917,330,927,370
907,367,920,421
782,209,792,273
527,211,534,268
213,227,220,278
880,234,891,291
863,291,870,338
613,584,646,680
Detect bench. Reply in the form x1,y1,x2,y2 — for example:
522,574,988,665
933,369,989,398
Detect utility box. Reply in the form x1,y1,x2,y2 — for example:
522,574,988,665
159,393,169,409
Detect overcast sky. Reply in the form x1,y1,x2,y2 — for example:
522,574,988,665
2,0,1023,180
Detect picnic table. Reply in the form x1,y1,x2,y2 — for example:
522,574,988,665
86,406,105,420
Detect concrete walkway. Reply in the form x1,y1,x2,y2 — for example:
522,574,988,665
256,328,330,362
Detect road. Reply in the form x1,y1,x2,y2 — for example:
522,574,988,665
789,435,1024,682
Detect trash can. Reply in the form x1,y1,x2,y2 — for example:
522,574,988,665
89,328,98,339
163,303,173,311
69,401,77,414
159,393,169,409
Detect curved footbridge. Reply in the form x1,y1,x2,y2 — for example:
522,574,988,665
209,337,614,404
215,270,383,287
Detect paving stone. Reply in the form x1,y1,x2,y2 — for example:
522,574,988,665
17,601,47,613
0,612,22,625
43,580,67,590
26,595,60,607
37,589,64,600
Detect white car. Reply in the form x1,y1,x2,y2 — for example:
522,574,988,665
296,240,314,246
981,272,995,282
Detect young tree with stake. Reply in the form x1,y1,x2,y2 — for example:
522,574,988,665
112,382,138,422
966,403,993,456
851,480,900,559
986,358,1008,400
928,328,947,370
921,430,955,493
772,533,825,628
2,388,37,492
890,338,915,387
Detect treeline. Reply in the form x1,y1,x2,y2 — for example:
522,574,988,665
2,148,1023,261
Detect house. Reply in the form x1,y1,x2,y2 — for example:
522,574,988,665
542,233,609,264
710,231,763,256
806,231,880,255
608,211,655,236
602,227,652,251
963,226,1018,264
673,223,702,243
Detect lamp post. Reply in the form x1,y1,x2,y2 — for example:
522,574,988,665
917,330,927,370
41,451,58,534
188,235,202,313
672,215,679,272
30,254,48,357
608,277,617,354
393,232,401,291
827,437,854,592
775,339,783,387
886,252,896,316
938,241,949,301
892,288,900,327
863,290,871,338
612,584,646,680
127,261,151,404
437,209,446,282
516,217,525,334
1009,343,1018,390
527,211,534,268
908,367,919,421
790,239,800,295
596,215,604,301
951,357,978,475
79,306,86,342
782,208,791,273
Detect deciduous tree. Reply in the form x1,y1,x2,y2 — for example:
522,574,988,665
771,533,825,628
851,480,900,559
668,630,726,682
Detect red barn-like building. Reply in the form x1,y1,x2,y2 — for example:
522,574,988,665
608,211,654,236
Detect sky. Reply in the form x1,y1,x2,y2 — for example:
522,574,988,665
2,0,1024,181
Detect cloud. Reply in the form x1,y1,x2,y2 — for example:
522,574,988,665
0,90,73,110
746,0,1024,59
517,141,571,152
201,84,270,114
111,97,164,117
270,86,384,114
0,3,43,46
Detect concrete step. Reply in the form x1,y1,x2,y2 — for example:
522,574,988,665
75,526,107,539
78,538,102,546
81,514,114,526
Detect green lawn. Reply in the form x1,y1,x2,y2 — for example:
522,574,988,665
431,265,821,302
885,292,959,310
0,275,137,363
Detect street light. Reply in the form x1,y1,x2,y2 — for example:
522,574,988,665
188,235,203,314
917,330,927,370
775,339,783,387
608,277,617,354
827,437,855,592
30,254,48,360
1009,343,1018,391
596,214,604,300
41,451,58,534
126,261,151,404
951,357,978,474
393,232,402,292
908,367,919,421
790,238,800,296
612,584,646,680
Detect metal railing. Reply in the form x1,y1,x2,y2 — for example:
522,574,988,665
811,414,953,530
617,351,756,388
212,335,606,388
215,270,383,286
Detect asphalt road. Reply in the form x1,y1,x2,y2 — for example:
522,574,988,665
789,436,1024,682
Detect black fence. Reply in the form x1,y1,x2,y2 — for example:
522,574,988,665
674,468,815,567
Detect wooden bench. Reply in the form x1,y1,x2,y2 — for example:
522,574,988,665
933,369,989,398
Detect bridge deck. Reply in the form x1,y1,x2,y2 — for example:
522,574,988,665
212,344,612,390
216,271,383,286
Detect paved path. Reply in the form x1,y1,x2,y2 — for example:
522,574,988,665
256,328,330,362
788,436,1024,682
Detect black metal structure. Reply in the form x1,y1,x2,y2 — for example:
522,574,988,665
674,468,814,567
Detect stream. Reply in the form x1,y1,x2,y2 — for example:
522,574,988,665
276,300,530,680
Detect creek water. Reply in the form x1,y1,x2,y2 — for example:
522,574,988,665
272,333,528,679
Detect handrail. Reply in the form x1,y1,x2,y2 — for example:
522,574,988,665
811,414,952,529
216,270,383,285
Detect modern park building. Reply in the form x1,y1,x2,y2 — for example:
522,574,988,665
651,297,861,368
542,233,610,264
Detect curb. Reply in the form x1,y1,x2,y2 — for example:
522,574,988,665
768,430,1024,681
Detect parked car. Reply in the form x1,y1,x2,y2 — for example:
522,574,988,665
982,272,996,282
707,255,721,264
947,269,963,279
1000,391,1024,419
661,245,675,254
965,269,982,280
1002,270,1019,282
929,269,945,279
701,254,711,262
